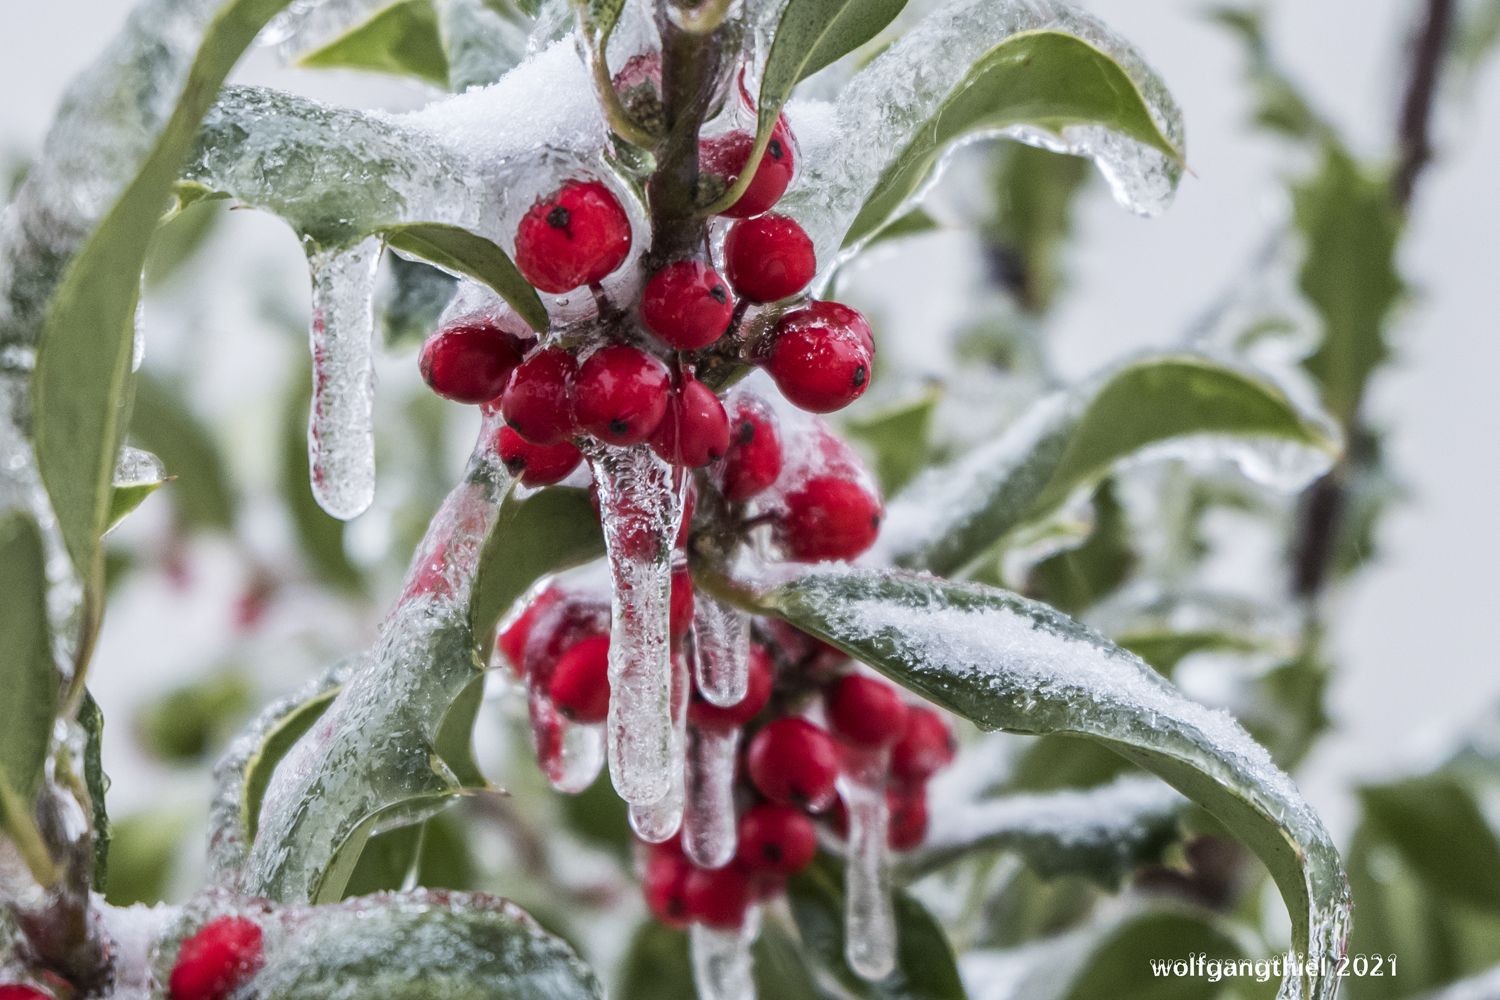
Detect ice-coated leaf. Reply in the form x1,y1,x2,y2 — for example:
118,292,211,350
106,446,168,533
297,0,451,87
79,690,111,887
697,564,1350,1000
20,0,300,595
240,687,343,847
218,890,603,1000
0,512,58,811
778,0,1186,271
469,485,605,662
1294,146,1404,429
786,852,966,1000
876,354,1335,577
386,223,548,333
131,372,237,532
844,386,942,496
906,775,1187,889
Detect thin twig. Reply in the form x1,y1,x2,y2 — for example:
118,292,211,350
1392,0,1456,209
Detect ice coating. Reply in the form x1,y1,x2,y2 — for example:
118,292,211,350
689,908,760,1000
838,772,895,981
526,691,607,793
307,237,381,520
683,726,740,868
259,0,390,59
776,0,1185,277
435,0,532,93
691,593,751,707
756,566,1350,1000
590,444,684,806
112,446,166,488
628,651,690,842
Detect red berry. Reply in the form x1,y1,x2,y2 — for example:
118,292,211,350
419,322,525,405
572,345,671,446
548,634,612,723
701,118,795,219
670,568,694,642
168,916,264,1000
676,482,696,550
776,476,882,562
890,706,955,784
0,987,53,1000
497,585,562,674
502,347,578,445
683,863,753,929
689,644,773,730
747,718,838,810
497,426,582,486
887,784,929,851
825,674,908,749
718,395,782,502
724,214,815,303
514,181,632,293
640,261,735,350
649,376,730,468
765,302,873,413
735,802,817,875
825,794,849,839
643,847,693,928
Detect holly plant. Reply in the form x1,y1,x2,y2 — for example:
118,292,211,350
2,0,1496,998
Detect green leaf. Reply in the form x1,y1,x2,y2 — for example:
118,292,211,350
230,891,603,1000
341,810,478,898
1116,632,1258,679
1010,734,1137,792
297,0,451,87
470,485,605,662
698,564,1350,998
135,670,254,762
905,775,1187,890
130,372,238,532
558,766,631,861
106,480,167,534
881,354,1334,577
1359,777,1500,913
1208,7,1329,142
615,922,696,1000
103,808,193,906
281,361,365,594
760,0,907,117
385,223,548,334
1026,477,1134,617
79,690,112,888
576,0,627,44
0,512,59,810
844,385,942,496
435,673,491,790
861,207,941,250
144,197,224,286
240,684,343,846
787,852,966,1000
752,921,824,1000
984,142,1091,315
1294,146,1404,429
379,254,457,354
30,0,300,605
843,30,1181,247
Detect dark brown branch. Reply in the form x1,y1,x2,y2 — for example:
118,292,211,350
1392,0,1455,209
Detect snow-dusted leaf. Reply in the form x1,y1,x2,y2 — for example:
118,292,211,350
877,354,1335,577
469,485,605,662
698,564,1350,1000
779,0,1185,271
787,852,966,1000
20,0,298,594
0,512,57,810
906,775,1187,889
386,223,548,333
297,0,450,86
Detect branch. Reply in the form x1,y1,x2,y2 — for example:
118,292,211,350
1392,0,1455,209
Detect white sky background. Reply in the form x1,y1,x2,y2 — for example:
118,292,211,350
1,0,1497,842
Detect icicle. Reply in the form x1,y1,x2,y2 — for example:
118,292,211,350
683,724,739,868
840,771,896,980
589,444,683,806
629,649,689,842
690,908,760,1000
306,236,381,521
527,688,606,793
691,593,751,708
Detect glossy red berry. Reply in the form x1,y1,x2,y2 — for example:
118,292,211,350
0,987,53,1000
825,674,908,749
169,916,264,1000
718,396,782,502
776,476,882,562
747,718,839,810
890,706,955,784
497,586,562,674
676,483,697,550
724,214,815,303
643,846,693,929
572,345,671,445
515,181,632,293
497,426,582,487
689,644,773,730
765,302,873,413
502,347,578,445
548,634,611,723
640,261,735,350
649,376,730,468
887,784,929,851
701,118,795,219
670,568,694,641
736,802,817,876
683,862,754,929
419,322,525,405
